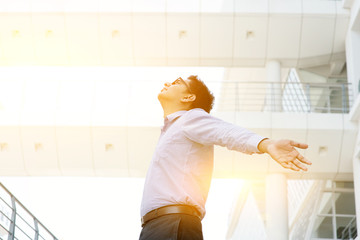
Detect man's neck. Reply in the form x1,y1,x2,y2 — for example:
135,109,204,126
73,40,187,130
159,99,191,118
162,107,189,118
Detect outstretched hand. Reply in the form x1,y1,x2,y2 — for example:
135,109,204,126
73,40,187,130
258,139,312,171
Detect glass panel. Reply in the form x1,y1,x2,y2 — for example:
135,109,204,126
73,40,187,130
335,181,354,189
282,70,310,113
319,192,333,214
311,216,333,238
335,192,356,215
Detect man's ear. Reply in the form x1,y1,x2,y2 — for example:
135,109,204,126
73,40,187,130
181,94,196,103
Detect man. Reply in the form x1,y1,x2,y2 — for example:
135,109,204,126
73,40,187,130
139,75,311,240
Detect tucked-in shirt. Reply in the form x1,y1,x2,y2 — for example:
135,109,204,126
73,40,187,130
140,108,265,219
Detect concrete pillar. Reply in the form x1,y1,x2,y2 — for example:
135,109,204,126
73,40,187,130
353,132,360,231
266,173,288,240
266,60,282,112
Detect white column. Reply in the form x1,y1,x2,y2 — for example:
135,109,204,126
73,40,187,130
353,131,360,230
347,4,360,228
266,173,288,240
266,60,282,112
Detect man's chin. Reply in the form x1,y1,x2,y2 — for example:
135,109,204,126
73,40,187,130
158,92,169,102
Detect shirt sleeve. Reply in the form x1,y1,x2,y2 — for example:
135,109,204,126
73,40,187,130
182,109,266,155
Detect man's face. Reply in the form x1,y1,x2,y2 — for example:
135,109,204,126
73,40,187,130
158,77,192,102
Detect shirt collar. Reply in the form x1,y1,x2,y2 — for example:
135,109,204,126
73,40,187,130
165,110,187,122
161,111,187,133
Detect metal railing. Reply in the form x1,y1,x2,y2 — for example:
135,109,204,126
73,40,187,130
216,81,353,113
0,183,58,240
341,217,357,240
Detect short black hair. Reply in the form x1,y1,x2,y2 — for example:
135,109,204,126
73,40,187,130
187,75,215,113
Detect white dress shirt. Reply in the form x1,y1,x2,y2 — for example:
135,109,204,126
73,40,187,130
140,108,265,219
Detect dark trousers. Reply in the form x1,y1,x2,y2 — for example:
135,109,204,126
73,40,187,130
139,214,203,240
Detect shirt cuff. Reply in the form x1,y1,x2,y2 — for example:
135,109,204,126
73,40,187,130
248,135,268,154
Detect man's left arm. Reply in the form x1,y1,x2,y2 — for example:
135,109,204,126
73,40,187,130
182,110,312,171
257,139,312,171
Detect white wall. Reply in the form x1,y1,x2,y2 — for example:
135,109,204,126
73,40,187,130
345,0,360,98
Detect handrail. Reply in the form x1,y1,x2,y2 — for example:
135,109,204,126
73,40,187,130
341,216,357,240
0,182,58,240
216,81,353,113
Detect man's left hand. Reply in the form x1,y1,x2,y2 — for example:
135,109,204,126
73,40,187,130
258,139,312,171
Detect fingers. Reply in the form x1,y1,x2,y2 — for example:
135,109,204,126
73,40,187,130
274,139,312,171
291,164,301,171
289,143,312,166
280,152,311,171
280,161,306,171
290,140,308,149
292,151,311,170
280,162,293,170
286,151,310,165
292,159,308,171
280,162,300,171
297,153,312,165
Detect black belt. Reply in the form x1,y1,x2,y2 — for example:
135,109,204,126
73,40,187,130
141,205,201,227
